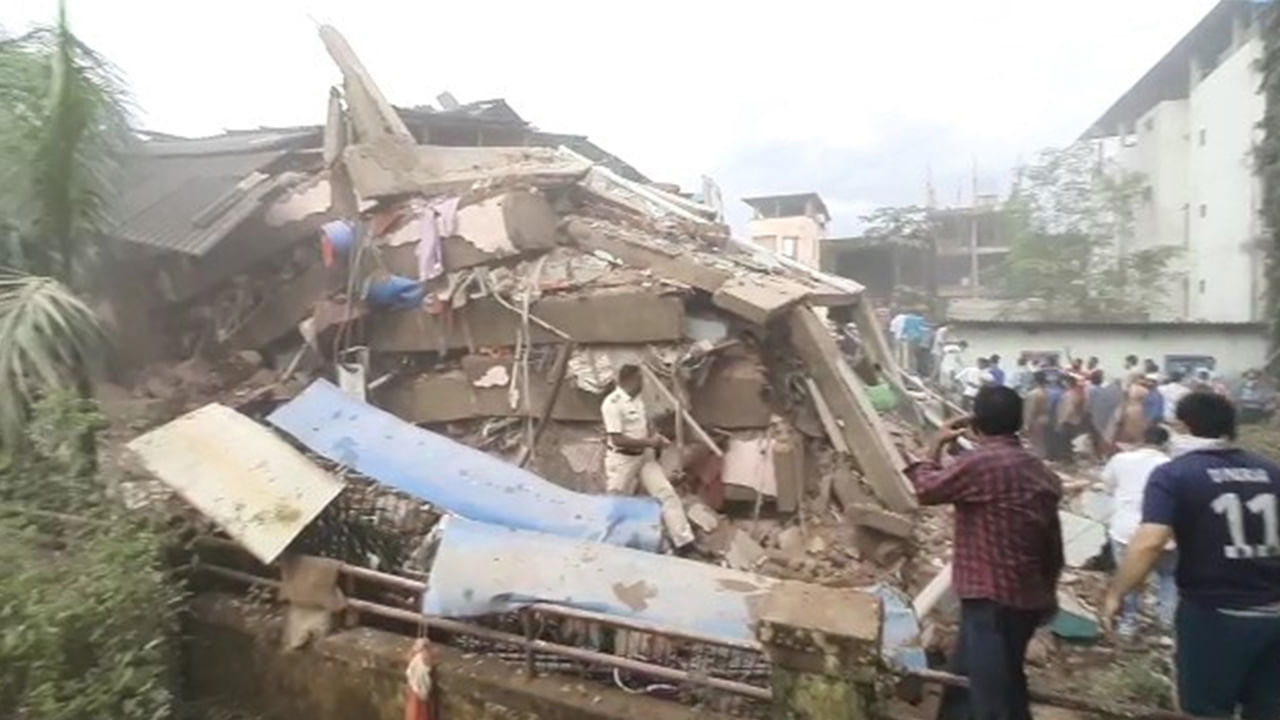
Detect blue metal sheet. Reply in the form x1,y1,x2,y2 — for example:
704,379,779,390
423,516,776,645
267,380,663,550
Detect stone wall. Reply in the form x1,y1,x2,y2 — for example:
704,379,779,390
184,593,735,720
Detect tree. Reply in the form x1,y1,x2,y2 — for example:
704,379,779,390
0,2,129,446
1257,2,1280,355
1000,144,1182,320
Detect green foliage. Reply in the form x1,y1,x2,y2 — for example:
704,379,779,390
0,393,183,720
0,1,132,283
860,205,936,246
1258,3,1280,355
1001,144,1182,319
0,520,181,719
1093,656,1174,710
0,4,130,449
0,271,107,449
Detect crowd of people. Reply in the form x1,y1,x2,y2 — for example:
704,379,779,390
909,385,1280,720
933,349,1275,468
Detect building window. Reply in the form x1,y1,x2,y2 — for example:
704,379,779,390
1199,204,1207,218
1199,128,1207,146
780,236,799,259
1144,117,1155,132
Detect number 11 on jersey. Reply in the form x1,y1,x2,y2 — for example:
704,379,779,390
1213,492,1280,559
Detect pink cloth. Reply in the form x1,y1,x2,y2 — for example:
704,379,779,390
416,197,459,281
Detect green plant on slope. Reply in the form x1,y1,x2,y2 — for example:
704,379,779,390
0,393,183,720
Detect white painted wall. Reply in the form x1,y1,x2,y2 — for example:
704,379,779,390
1116,99,1191,317
951,322,1267,379
1104,30,1265,323
1186,35,1265,322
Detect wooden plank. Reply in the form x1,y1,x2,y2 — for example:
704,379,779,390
788,305,917,512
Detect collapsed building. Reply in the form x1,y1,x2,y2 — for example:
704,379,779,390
106,24,965,719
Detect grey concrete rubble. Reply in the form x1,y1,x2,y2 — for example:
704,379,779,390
111,22,944,654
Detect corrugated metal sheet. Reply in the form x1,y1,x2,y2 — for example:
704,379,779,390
424,516,776,644
115,151,286,256
115,128,321,256
127,403,344,563
267,380,664,551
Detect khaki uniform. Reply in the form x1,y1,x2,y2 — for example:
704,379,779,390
600,386,694,548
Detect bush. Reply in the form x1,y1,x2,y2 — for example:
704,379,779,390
0,392,184,719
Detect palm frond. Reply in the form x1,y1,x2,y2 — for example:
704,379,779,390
0,269,106,447
0,2,133,285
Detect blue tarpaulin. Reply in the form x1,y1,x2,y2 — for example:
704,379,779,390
267,380,664,550
423,516,776,645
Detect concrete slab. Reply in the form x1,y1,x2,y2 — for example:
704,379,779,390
366,290,685,351
788,306,916,512
375,357,602,424
229,261,328,349
712,275,812,326
344,143,589,199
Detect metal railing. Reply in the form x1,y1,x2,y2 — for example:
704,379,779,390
193,537,774,708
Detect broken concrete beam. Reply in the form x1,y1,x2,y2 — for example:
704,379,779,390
845,503,913,539
805,377,850,455
577,164,715,225
712,274,815,326
788,305,917,513
374,357,601,424
318,25,414,143
343,144,589,199
366,290,685,351
228,262,328,350
854,526,907,567
830,466,872,510
772,427,803,514
379,191,561,274
690,356,772,429
564,218,731,292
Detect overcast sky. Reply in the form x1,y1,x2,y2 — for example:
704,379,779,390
3,0,1219,234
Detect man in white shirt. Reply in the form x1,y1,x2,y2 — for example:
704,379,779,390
601,364,695,552
955,356,993,411
1158,371,1191,424
1103,424,1176,639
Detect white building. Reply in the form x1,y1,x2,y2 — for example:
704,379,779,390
950,319,1267,380
1084,0,1268,322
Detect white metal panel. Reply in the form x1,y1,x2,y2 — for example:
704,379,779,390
127,403,343,564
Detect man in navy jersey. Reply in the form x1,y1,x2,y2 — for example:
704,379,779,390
1103,392,1280,720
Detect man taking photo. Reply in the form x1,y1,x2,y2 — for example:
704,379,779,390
909,385,1064,720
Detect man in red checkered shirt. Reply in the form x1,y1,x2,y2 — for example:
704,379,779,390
908,385,1064,720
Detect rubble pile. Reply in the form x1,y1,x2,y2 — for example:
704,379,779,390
101,25,934,589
